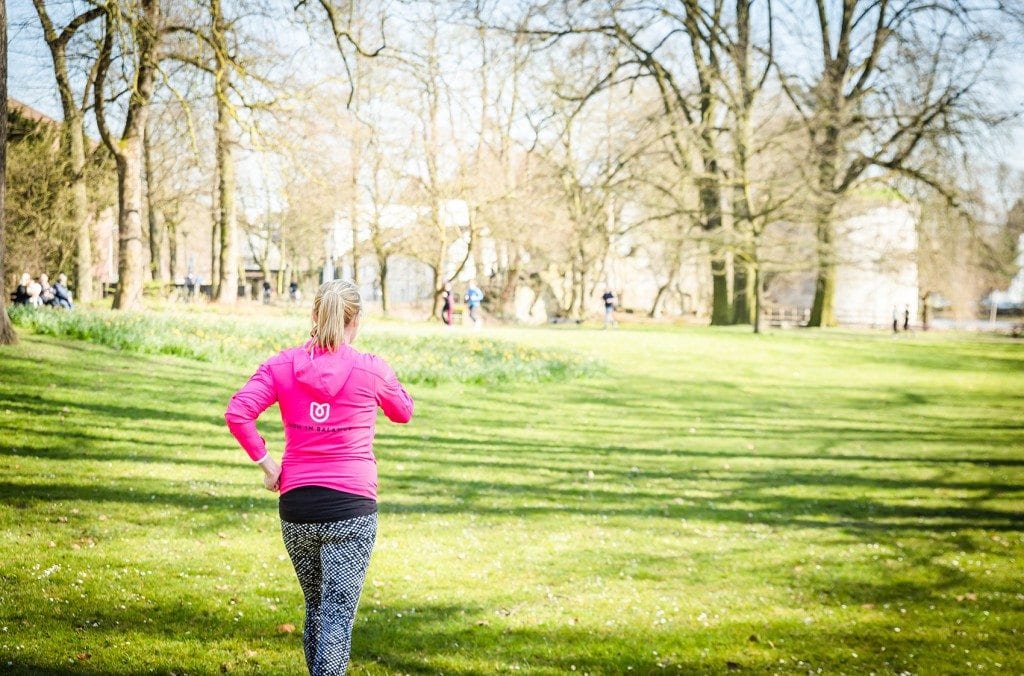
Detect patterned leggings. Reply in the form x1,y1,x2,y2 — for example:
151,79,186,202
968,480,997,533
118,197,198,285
281,513,377,675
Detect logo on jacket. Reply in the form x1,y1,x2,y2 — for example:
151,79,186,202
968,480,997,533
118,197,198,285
310,402,331,423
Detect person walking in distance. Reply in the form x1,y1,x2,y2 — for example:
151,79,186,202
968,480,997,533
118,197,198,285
441,283,454,326
225,279,414,674
464,281,484,329
602,288,617,328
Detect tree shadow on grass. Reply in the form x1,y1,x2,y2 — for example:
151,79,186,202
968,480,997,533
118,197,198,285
5,595,1019,675
3,435,1021,538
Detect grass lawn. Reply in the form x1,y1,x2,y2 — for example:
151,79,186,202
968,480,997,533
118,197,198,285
1,319,1022,674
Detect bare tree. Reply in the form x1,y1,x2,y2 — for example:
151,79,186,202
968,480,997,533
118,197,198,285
1,0,16,345
164,0,258,303
512,1,739,324
776,0,1017,326
94,0,163,310
391,10,475,318
31,1,104,303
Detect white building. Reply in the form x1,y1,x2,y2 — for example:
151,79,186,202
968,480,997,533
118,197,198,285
833,204,919,326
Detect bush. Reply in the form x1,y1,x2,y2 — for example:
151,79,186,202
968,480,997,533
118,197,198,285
8,306,600,385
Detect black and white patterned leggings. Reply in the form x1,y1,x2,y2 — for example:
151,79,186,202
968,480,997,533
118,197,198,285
281,513,377,675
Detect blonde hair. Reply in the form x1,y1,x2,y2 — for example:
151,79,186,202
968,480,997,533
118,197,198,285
310,280,361,351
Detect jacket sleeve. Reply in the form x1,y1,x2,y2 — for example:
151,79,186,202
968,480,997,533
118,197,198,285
225,362,278,462
375,360,414,424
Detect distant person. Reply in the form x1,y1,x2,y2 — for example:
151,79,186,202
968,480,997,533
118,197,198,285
464,282,484,329
892,305,899,334
602,288,617,328
903,305,910,332
185,272,197,301
225,279,414,675
262,280,272,305
13,273,32,305
38,274,56,306
441,283,454,326
52,274,74,309
289,280,301,304
26,276,43,307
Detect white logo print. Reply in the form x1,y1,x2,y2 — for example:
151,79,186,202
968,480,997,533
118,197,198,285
310,402,331,423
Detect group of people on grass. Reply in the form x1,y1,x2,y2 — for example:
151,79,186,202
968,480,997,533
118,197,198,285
440,280,485,328
262,279,303,305
11,272,73,309
440,282,619,329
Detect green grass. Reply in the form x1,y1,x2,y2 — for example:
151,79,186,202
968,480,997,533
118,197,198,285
1,318,1022,674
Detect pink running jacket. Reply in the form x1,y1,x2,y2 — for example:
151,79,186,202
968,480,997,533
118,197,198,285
225,342,414,499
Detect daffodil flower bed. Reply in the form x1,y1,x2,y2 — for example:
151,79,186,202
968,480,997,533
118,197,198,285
8,306,599,384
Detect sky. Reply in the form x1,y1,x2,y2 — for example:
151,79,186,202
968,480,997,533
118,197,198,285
6,0,1024,174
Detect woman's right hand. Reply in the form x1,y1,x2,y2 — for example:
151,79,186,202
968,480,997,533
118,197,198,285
258,455,281,492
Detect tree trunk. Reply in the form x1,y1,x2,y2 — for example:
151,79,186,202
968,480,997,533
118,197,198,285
210,204,220,296
753,264,762,334
349,143,361,286
429,266,441,318
144,129,167,282
167,219,178,282
0,4,17,345
112,143,147,310
95,0,159,311
63,87,94,304
649,283,669,319
733,261,753,325
31,1,101,304
808,217,837,327
699,177,730,325
805,55,843,328
710,257,729,324
379,255,388,315
806,155,840,322
277,226,288,294
214,87,238,303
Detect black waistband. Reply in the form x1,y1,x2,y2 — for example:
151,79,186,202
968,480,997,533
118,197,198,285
278,485,377,524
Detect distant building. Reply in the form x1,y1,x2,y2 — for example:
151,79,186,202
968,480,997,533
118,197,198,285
989,233,1024,309
763,203,919,327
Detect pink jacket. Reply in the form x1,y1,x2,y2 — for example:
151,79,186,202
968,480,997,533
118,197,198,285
225,342,414,500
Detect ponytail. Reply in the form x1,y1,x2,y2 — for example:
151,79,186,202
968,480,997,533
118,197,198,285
310,280,361,351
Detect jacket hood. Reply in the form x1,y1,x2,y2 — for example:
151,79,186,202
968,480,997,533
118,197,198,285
293,344,357,397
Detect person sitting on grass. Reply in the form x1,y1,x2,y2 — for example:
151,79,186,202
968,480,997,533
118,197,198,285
38,274,57,306
225,279,414,675
13,273,33,305
25,275,43,307
52,274,74,309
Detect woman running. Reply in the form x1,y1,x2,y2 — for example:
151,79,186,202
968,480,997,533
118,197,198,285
225,279,414,674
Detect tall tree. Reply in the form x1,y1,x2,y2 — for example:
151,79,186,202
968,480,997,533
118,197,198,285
30,0,103,304
0,0,16,345
777,0,1014,326
395,10,475,318
165,0,245,303
94,0,163,310
210,0,238,302
515,1,734,324
723,0,774,325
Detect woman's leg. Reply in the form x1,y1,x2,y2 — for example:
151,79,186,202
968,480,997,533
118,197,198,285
312,513,377,675
281,520,324,671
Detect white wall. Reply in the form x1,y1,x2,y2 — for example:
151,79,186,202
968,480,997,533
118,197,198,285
834,204,919,326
